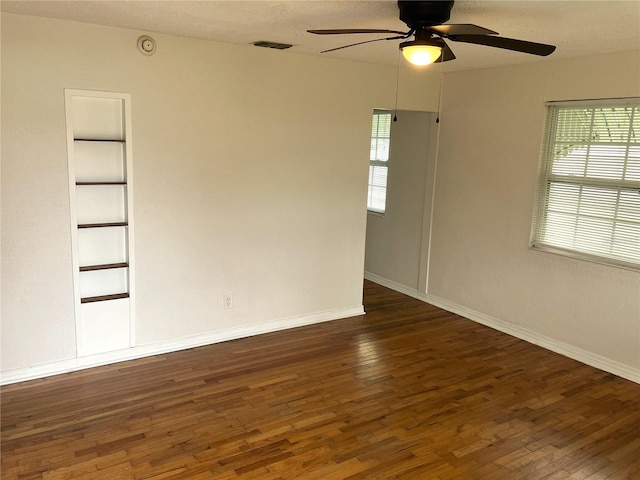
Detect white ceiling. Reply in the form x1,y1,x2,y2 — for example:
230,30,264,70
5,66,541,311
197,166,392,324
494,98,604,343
2,0,640,71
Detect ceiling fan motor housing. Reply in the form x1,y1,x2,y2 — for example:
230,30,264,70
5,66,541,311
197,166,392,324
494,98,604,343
398,0,454,28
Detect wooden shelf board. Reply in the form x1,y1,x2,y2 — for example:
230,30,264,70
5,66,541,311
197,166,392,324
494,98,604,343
76,182,127,186
78,222,128,229
80,262,128,272
81,293,129,304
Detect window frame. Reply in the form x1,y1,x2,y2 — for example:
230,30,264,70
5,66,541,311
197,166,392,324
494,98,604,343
367,109,392,214
530,97,640,271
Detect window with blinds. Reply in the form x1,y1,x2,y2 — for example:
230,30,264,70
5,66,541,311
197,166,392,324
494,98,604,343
368,110,392,213
530,98,640,270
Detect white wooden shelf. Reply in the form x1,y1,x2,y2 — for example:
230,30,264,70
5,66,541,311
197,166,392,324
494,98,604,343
66,89,135,356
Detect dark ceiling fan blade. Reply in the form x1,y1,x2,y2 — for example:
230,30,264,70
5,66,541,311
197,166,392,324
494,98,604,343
438,41,456,62
448,34,556,56
308,28,408,35
429,24,498,36
320,35,408,53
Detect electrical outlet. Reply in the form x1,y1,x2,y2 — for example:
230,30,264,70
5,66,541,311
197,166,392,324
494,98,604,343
223,294,233,310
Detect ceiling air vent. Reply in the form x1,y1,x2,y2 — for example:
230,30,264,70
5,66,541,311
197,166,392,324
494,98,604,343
253,41,293,50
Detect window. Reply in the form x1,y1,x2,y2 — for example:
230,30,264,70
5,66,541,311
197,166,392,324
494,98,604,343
530,98,640,270
367,110,392,213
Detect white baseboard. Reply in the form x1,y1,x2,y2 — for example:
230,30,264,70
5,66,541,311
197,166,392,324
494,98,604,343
364,272,640,384
364,272,424,300
0,305,365,386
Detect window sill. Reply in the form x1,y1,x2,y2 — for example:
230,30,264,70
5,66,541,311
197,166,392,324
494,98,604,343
367,210,385,218
529,244,640,272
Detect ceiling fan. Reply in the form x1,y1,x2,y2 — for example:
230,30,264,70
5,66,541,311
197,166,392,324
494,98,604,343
308,0,556,66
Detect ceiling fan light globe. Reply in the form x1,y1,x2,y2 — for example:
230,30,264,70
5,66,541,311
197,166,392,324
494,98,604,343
401,45,442,66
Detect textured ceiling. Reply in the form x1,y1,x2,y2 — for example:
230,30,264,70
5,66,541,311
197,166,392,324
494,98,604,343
2,0,640,71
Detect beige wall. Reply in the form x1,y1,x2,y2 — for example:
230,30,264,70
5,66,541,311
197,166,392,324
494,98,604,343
3,12,638,381
362,51,640,379
429,51,640,372
1,13,439,374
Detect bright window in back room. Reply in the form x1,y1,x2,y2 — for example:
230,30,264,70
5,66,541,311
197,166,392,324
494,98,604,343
368,110,392,213
530,98,640,270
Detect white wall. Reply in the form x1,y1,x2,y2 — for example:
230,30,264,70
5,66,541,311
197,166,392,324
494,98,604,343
428,51,640,376
364,110,435,290
362,51,639,381
0,13,439,378
6,13,635,384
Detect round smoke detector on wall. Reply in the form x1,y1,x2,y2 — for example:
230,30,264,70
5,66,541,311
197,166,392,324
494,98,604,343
137,35,156,55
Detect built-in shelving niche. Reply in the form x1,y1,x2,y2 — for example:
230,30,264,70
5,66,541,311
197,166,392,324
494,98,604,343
65,90,135,357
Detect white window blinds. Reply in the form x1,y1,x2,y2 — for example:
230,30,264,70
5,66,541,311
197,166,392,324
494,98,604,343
530,98,640,270
368,110,392,213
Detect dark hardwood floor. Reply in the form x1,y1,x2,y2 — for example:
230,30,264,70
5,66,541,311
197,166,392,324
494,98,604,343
2,281,639,479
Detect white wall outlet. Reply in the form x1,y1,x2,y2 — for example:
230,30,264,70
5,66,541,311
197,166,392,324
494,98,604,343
223,294,233,310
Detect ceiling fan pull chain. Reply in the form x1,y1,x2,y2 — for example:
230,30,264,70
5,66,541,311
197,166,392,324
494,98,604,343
436,52,445,124
394,50,401,122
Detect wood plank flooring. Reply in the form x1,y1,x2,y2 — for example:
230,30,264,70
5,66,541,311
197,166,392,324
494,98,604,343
2,280,640,479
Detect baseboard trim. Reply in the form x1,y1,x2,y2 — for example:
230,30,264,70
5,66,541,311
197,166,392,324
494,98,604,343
364,272,423,300
364,272,640,384
0,305,365,386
